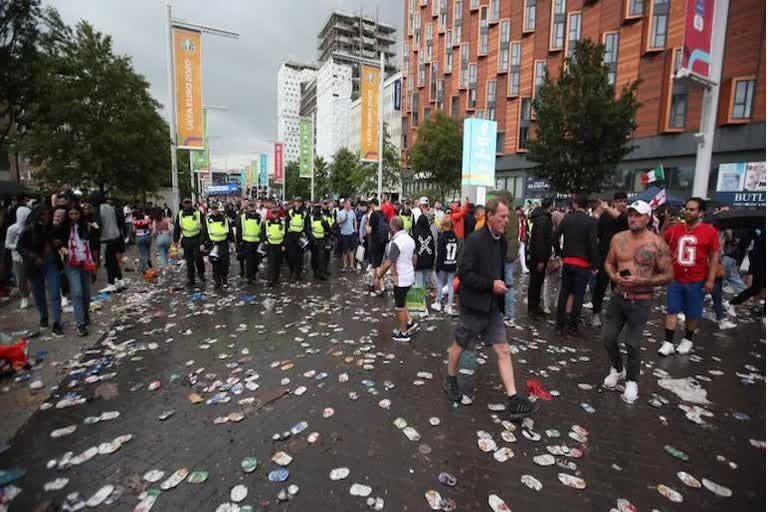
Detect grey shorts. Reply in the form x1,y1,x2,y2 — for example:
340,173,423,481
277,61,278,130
455,306,507,349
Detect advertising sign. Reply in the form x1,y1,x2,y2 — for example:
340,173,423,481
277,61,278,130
299,117,313,178
260,153,268,189
173,28,204,149
274,143,284,184
361,64,380,161
714,162,766,207
681,0,714,81
461,118,497,188
190,109,209,170
393,78,402,111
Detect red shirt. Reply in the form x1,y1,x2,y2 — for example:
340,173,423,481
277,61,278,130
663,222,720,283
382,201,395,221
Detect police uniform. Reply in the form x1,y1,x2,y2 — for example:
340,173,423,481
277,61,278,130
309,209,331,280
322,208,335,275
237,211,263,283
400,209,413,234
205,212,232,288
285,207,310,280
174,207,207,285
263,215,285,286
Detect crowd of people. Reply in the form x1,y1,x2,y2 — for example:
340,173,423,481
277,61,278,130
0,188,764,419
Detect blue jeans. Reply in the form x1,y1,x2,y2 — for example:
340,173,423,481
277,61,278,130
504,261,516,321
64,265,91,326
30,254,62,325
711,277,724,320
722,255,747,293
136,234,152,271
156,234,172,266
437,270,455,308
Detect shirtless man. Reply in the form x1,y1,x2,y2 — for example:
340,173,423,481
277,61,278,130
601,200,674,404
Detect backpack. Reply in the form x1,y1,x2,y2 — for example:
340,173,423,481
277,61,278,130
375,213,389,244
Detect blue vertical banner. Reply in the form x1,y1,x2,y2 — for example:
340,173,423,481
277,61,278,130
393,78,402,111
461,117,497,187
260,153,268,189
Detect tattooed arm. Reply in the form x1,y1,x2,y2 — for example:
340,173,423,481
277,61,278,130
638,238,673,288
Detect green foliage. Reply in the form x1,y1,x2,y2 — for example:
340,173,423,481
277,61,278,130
356,128,402,197
328,147,363,199
408,111,462,203
313,155,331,199
284,160,310,200
527,39,640,194
13,10,170,196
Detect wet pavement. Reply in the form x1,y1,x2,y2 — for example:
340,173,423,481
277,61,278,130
0,258,765,511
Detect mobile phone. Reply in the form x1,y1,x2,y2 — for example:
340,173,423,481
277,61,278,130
619,269,631,277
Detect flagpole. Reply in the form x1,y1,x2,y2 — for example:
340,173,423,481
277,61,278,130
311,112,315,202
165,4,180,213
377,51,384,204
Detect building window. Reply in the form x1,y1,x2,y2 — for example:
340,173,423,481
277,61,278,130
732,79,755,119
430,62,439,102
432,0,439,17
603,32,619,89
424,107,432,121
479,7,489,56
451,95,460,119
496,131,505,153
412,93,420,127
444,31,453,73
498,20,510,73
403,48,410,77
508,41,521,97
460,43,469,88
408,0,415,35
454,0,462,45
418,53,426,87
487,80,497,120
551,0,566,51
648,0,669,50
534,60,546,99
414,14,422,47
471,0,480,9
438,78,445,110
426,23,433,60
490,0,500,23
468,63,478,108
667,48,688,130
627,0,644,17
566,13,581,60
519,98,532,150
524,0,536,32
439,0,448,32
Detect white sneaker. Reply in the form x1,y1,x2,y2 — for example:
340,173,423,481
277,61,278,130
658,341,676,357
61,296,69,307
542,306,552,314
419,309,429,318
676,338,693,355
621,381,638,404
702,311,717,322
445,306,456,316
504,318,517,328
118,278,131,289
100,284,117,294
431,302,443,312
583,302,593,309
591,314,602,328
719,318,737,330
677,313,685,322
603,367,626,389
19,297,29,309
724,302,737,317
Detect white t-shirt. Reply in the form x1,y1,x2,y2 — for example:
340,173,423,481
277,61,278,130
123,205,133,224
388,230,415,287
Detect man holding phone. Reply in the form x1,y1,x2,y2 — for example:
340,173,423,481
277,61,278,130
602,200,673,404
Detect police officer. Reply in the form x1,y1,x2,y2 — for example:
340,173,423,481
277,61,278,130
205,202,234,289
173,198,207,287
236,200,263,284
263,205,285,287
309,203,332,280
399,203,413,234
321,200,335,276
285,196,310,281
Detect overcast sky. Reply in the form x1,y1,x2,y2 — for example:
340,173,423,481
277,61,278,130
45,0,403,170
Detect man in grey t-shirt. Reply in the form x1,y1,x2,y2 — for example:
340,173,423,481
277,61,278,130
99,199,127,292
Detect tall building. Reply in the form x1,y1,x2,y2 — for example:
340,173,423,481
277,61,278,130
348,72,403,157
316,60,353,160
402,0,766,203
277,61,317,164
317,12,398,100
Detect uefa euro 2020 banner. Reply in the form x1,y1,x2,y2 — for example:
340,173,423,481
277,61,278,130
174,28,203,149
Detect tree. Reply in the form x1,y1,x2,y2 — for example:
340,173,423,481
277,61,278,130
408,111,462,203
313,155,331,199
527,40,640,194
14,13,170,196
328,147,363,199
356,127,402,197
284,160,310,200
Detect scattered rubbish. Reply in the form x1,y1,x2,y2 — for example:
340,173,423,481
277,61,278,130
520,474,542,491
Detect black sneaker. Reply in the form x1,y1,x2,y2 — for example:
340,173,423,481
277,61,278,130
442,376,462,402
198,273,206,282
508,396,541,421
392,329,411,343
405,320,418,333
51,323,64,337
84,314,91,327
76,324,88,337
566,326,583,339
40,319,49,329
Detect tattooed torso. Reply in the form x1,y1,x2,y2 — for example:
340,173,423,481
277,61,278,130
613,230,673,295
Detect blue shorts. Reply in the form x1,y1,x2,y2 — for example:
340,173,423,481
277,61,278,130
666,281,705,319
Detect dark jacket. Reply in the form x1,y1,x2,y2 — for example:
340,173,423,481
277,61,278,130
527,207,553,263
504,214,520,262
436,230,458,272
18,221,64,278
412,214,436,271
554,210,599,269
458,226,506,314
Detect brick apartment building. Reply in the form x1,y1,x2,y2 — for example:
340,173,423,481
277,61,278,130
401,0,766,203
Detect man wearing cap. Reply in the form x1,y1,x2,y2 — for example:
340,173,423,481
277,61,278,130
205,203,234,289
602,200,673,403
236,200,263,285
174,198,207,288
285,197,310,281
263,205,285,287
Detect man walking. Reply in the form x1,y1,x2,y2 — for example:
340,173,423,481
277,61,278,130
337,199,357,272
591,192,629,327
658,197,720,356
98,196,128,293
554,193,599,337
205,203,234,290
374,216,417,342
502,204,520,327
442,199,540,420
285,197,309,281
174,198,207,288
601,200,673,403
526,198,554,319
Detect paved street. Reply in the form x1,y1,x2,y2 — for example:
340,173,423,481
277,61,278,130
0,257,765,511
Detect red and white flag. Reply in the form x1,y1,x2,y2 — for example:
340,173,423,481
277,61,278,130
649,188,666,209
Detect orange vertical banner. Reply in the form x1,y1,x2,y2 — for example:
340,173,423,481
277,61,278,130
360,64,380,162
174,28,203,149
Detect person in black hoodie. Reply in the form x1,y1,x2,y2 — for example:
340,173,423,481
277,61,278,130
412,200,436,314
553,193,599,337
526,198,554,319
432,215,458,315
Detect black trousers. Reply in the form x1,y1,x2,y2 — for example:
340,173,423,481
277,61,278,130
310,240,327,275
181,237,205,282
104,237,124,285
731,270,766,305
591,266,611,315
557,264,592,330
210,242,230,285
240,241,262,281
527,264,546,313
267,244,283,284
285,232,303,275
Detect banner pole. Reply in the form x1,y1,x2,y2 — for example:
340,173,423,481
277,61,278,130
377,51,384,204
311,113,315,202
189,150,196,203
165,3,180,213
